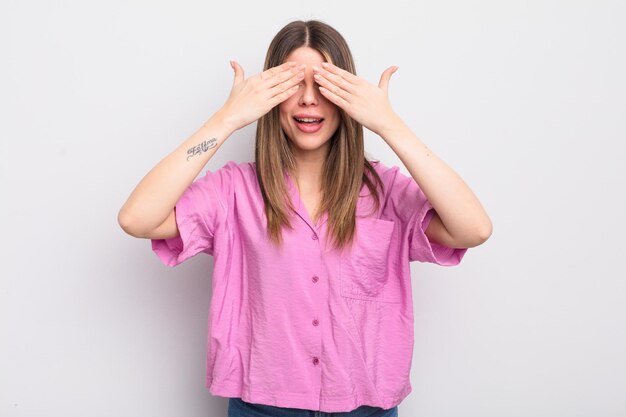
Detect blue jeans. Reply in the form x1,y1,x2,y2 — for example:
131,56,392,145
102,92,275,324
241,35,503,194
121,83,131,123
227,397,398,417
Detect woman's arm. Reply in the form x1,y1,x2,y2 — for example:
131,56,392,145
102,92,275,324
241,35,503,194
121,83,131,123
117,114,235,239
117,60,305,239
378,116,492,249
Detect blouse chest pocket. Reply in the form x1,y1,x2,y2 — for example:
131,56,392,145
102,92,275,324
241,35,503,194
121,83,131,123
340,217,401,303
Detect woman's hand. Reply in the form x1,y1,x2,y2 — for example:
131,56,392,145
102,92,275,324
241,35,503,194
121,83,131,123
312,62,400,136
217,60,305,131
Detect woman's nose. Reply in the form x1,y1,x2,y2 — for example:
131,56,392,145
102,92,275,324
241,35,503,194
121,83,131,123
298,76,319,105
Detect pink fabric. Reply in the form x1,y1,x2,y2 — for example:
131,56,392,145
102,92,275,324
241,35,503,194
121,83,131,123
151,160,467,412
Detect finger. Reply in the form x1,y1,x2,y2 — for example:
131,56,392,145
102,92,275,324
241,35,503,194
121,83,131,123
231,60,244,86
269,83,301,106
261,61,297,81
267,64,305,89
378,66,398,91
320,62,360,85
313,66,356,95
318,85,349,109
268,70,305,98
313,72,351,102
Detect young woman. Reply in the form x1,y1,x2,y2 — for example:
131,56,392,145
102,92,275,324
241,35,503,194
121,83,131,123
118,19,492,417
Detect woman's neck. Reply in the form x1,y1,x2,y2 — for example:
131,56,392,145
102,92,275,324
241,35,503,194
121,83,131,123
291,148,328,193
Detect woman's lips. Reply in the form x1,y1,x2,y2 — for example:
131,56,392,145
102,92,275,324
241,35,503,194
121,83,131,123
294,118,324,133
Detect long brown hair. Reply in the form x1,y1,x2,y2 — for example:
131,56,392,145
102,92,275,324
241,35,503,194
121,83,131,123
255,20,384,250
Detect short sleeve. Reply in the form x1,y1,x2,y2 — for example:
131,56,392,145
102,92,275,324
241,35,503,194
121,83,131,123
381,164,467,265
150,161,234,266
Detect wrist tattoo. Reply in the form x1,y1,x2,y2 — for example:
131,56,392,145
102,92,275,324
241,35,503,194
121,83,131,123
186,138,217,161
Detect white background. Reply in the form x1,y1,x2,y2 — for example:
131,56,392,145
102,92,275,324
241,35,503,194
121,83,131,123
1,0,625,416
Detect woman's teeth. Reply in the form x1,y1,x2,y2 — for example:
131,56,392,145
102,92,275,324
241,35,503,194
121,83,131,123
295,118,322,123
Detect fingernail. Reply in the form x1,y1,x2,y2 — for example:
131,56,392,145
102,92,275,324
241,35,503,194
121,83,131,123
321,62,330,67
288,61,297,67
312,66,320,72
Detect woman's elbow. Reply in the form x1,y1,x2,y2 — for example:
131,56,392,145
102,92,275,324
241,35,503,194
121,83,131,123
472,219,493,247
117,208,147,238
455,220,492,248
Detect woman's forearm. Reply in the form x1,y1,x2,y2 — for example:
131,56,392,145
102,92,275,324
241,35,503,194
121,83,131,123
379,116,492,247
117,111,236,237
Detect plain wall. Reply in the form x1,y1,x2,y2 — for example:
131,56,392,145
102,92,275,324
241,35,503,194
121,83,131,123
1,0,625,416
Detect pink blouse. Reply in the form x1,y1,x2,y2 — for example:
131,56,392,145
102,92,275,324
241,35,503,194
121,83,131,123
151,160,467,412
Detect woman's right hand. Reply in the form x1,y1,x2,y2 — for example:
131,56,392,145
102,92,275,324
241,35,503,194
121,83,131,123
217,60,305,131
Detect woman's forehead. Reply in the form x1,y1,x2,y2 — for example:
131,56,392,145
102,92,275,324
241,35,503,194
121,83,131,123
283,47,327,65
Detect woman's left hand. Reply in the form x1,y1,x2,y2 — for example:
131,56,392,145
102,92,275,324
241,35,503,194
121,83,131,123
312,62,400,136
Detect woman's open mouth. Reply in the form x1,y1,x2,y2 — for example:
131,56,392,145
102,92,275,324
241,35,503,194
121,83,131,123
294,117,324,133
